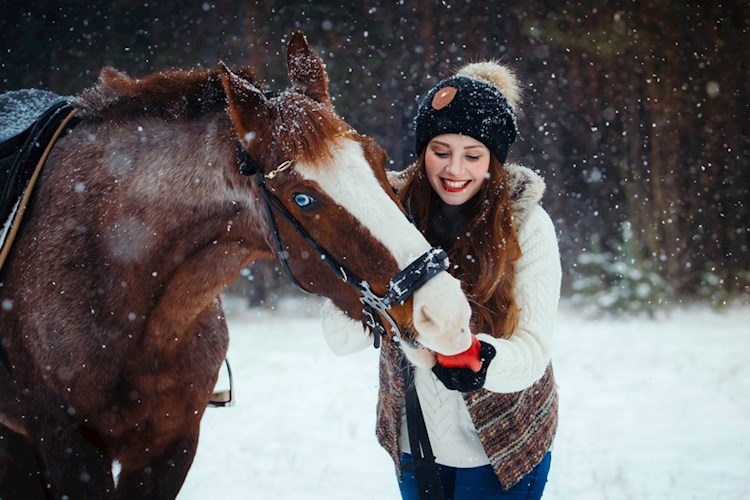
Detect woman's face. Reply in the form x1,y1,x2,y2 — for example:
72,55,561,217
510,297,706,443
424,134,491,206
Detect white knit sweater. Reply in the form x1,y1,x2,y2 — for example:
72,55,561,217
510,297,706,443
321,164,562,468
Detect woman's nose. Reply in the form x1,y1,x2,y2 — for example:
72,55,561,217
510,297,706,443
445,157,462,175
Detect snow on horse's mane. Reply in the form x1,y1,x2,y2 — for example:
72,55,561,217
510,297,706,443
74,66,254,121
73,65,350,167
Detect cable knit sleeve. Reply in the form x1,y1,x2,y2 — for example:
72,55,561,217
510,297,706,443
477,204,562,393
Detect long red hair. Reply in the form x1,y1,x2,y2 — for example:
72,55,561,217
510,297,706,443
399,152,521,339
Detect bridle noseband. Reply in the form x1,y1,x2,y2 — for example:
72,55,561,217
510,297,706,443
236,143,449,348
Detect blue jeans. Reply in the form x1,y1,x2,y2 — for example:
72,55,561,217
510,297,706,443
397,452,551,500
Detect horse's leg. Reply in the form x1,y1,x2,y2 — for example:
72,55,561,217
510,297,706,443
0,368,45,497
33,419,115,499
0,426,46,499
115,434,199,500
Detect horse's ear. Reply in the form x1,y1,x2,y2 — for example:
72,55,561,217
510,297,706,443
218,61,272,146
286,31,330,103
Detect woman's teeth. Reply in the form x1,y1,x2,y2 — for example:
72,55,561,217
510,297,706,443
442,179,469,190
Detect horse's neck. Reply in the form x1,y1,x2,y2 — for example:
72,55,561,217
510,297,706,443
114,115,242,209
69,114,269,302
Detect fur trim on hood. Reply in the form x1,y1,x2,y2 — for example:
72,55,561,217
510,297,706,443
504,163,545,228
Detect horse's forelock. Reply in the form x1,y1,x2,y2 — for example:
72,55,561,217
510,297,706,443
267,92,352,165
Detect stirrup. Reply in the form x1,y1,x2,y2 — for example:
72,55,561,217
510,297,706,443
208,358,234,408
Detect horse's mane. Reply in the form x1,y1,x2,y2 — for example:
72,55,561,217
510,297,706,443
74,65,354,165
75,66,258,121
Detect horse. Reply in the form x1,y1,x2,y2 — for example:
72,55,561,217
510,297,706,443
0,32,473,499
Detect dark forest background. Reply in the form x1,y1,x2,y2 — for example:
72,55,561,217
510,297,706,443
2,0,748,315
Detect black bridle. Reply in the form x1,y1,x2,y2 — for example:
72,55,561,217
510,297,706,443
236,144,449,348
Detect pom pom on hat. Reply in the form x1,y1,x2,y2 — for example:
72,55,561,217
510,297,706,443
456,62,522,113
414,61,522,163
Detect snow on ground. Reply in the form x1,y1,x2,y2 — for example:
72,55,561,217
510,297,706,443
179,296,750,499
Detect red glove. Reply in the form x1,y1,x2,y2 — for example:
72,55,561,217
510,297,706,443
436,335,482,372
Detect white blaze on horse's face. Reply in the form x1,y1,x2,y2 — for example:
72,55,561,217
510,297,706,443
295,137,473,355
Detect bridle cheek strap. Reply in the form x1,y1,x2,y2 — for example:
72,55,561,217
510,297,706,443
236,143,449,348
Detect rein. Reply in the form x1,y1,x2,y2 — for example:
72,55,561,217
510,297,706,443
236,144,449,348
403,355,444,500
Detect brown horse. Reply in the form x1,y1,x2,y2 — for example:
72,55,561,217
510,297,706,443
0,32,472,499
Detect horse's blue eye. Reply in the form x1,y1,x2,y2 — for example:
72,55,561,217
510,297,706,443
293,193,314,208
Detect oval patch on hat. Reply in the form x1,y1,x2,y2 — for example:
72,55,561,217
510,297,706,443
432,86,457,110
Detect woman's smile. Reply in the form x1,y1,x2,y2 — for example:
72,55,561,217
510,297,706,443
440,178,472,192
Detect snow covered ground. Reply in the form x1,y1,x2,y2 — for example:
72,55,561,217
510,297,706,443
179,296,750,499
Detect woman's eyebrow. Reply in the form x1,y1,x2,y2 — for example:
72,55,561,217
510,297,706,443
430,140,484,150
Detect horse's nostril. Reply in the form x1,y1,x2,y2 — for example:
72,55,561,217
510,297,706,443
419,305,436,327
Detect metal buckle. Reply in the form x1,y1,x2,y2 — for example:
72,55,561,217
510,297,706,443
265,160,294,180
360,280,420,348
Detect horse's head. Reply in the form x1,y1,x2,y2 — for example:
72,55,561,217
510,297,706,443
219,32,472,355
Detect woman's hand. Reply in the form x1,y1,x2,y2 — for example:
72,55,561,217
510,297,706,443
436,335,482,371
432,339,496,392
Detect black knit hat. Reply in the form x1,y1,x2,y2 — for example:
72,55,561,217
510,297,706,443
414,62,521,163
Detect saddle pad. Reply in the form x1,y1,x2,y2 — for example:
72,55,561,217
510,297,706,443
0,89,67,143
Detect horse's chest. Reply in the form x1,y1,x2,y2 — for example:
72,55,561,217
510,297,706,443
97,367,205,445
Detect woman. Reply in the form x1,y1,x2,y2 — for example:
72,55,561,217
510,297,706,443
322,61,561,499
